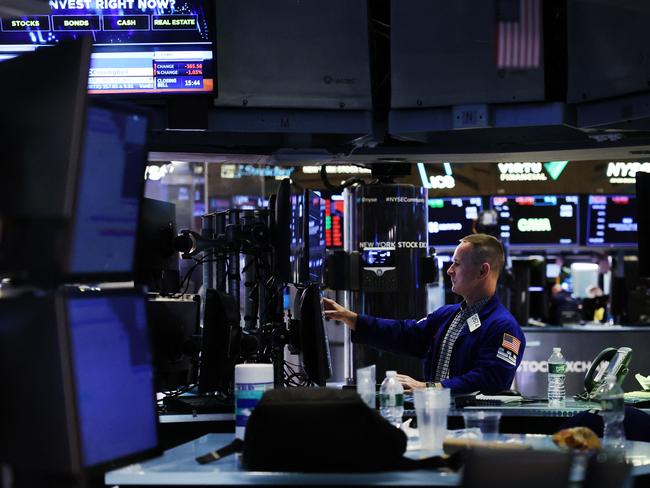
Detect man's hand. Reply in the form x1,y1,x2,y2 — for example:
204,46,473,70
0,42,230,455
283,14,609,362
322,297,358,331
395,374,427,393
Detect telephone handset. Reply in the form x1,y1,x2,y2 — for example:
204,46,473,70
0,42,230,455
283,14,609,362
576,347,632,401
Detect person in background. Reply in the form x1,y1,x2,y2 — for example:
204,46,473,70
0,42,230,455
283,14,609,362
323,234,526,394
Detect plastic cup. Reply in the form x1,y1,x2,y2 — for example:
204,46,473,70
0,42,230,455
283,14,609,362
462,411,502,439
356,365,376,409
413,387,450,452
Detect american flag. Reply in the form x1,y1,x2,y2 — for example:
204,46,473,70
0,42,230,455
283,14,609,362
502,333,521,355
496,0,542,70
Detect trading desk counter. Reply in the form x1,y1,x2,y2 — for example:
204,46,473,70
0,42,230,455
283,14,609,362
518,326,650,398
105,432,650,487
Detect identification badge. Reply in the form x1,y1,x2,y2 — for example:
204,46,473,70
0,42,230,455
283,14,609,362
467,313,482,332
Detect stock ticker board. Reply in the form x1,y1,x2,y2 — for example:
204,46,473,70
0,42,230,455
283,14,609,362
0,0,214,94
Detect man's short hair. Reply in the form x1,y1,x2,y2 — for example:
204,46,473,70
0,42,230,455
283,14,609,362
459,234,505,276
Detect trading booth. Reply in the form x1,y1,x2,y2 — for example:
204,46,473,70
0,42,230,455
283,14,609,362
4,1,650,487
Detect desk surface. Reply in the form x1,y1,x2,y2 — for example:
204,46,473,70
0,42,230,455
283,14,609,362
105,432,650,486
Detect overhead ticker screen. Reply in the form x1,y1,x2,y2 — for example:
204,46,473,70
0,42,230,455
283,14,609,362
491,195,580,246
0,1,214,94
324,195,344,248
428,197,482,248
586,194,638,247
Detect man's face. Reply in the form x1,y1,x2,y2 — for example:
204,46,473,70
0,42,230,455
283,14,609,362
447,242,482,298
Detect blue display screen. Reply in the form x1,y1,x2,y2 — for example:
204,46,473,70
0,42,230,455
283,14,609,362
69,104,148,277
67,294,157,468
306,191,325,283
0,1,214,94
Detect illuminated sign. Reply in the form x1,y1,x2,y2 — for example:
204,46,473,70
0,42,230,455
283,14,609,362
606,161,650,184
497,161,569,182
221,164,295,179
302,165,371,174
517,217,552,232
417,162,456,189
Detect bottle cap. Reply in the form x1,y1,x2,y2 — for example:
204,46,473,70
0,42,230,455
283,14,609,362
553,347,561,352
386,370,397,377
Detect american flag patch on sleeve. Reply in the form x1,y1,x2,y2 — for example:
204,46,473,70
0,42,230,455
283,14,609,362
502,333,521,355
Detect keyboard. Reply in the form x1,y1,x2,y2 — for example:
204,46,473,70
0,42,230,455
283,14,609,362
163,395,234,414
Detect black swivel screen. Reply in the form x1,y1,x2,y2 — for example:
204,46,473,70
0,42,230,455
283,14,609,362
68,104,148,278
67,294,158,468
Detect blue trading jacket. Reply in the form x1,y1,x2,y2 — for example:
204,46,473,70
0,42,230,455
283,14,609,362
352,295,526,394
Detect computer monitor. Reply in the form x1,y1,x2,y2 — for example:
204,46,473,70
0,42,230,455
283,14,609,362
491,195,580,247
0,1,215,95
304,190,326,284
637,173,650,280
288,189,326,285
297,284,332,387
135,198,180,293
68,101,150,282
585,194,637,247
273,179,292,284
198,288,241,395
0,37,91,280
289,190,305,284
324,195,344,249
0,289,160,476
147,296,201,392
428,197,483,249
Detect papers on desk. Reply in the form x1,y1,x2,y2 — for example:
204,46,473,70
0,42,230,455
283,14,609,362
475,394,524,404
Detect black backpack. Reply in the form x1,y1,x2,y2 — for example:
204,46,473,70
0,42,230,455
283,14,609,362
240,387,463,472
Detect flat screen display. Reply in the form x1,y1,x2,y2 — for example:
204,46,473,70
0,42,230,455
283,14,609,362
67,294,157,468
586,194,638,247
324,195,344,249
0,1,214,94
289,192,304,284
362,248,395,268
305,190,325,283
491,195,580,246
68,103,148,277
428,197,482,248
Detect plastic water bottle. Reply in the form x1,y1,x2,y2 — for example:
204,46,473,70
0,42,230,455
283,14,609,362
379,370,404,428
547,347,567,406
601,374,626,450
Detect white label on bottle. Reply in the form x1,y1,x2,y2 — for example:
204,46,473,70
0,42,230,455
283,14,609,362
467,313,482,332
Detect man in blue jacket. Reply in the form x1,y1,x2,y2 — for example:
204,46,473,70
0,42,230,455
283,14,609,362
323,234,525,394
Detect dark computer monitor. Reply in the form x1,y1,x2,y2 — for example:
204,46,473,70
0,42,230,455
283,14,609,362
0,2,215,95
585,194,637,247
288,189,326,285
135,198,180,293
0,289,160,477
289,190,305,284
297,284,332,387
198,288,241,395
147,296,201,392
428,197,483,249
637,173,650,279
304,190,326,284
491,195,580,247
0,37,91,281
273,179,292,283
68,101,150,282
